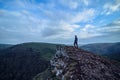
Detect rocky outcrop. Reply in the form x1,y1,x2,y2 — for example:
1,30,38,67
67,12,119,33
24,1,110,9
50,46,120,80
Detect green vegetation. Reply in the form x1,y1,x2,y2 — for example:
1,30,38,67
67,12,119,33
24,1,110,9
81,42,120,61
33,68,60,80
0,42,60,80
19,42,57,61
0,44,12,50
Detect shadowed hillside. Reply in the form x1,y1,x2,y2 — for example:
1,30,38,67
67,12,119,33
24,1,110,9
81,42,120,61
0,44,12,50
0,42,57,80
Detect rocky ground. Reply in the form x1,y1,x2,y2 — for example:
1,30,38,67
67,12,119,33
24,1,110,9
34,46,120,80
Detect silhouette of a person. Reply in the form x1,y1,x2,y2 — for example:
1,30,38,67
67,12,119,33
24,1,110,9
74,35,78,48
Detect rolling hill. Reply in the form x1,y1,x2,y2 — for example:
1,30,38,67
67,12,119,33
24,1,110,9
0,42,58,80
0,44,12,50
80,42,120,61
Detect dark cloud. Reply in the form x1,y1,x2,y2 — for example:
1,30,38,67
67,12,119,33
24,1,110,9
41,27,65,37
106,19,120,27
97,19,120,35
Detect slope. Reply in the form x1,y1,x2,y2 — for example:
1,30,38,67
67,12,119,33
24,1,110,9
0,44,13,50
80,42,120,61
0,42,57,80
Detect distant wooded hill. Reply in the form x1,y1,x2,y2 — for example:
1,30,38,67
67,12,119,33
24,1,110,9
81,42,120,61
0,44,12,50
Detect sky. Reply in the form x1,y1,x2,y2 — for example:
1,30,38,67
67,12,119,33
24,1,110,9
0,0,120,44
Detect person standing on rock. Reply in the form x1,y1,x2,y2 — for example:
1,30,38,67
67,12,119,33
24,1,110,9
74,35,78,48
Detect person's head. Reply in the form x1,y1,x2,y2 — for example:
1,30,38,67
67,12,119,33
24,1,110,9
75,35,77,38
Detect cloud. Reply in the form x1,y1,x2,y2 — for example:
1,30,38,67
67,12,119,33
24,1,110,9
59,0,79,9
0,8,81,42
97,19,120,34
40,21,80,38
59,0,90,9
3,0,39,10
82,0,89,6
76,19,120,39
71,9,95,23
0,0,120,44
67,1,78,9
77,24,102,39
103,0,120,15
82,24,95,31
0,0,97,44
0,9,43,38
39,8,96,39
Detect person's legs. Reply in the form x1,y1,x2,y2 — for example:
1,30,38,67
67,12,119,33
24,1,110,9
74,41,78,48
74,41,76,47
76,42,78,48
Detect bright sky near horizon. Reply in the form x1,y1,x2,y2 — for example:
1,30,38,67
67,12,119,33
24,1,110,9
0,0,120,44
